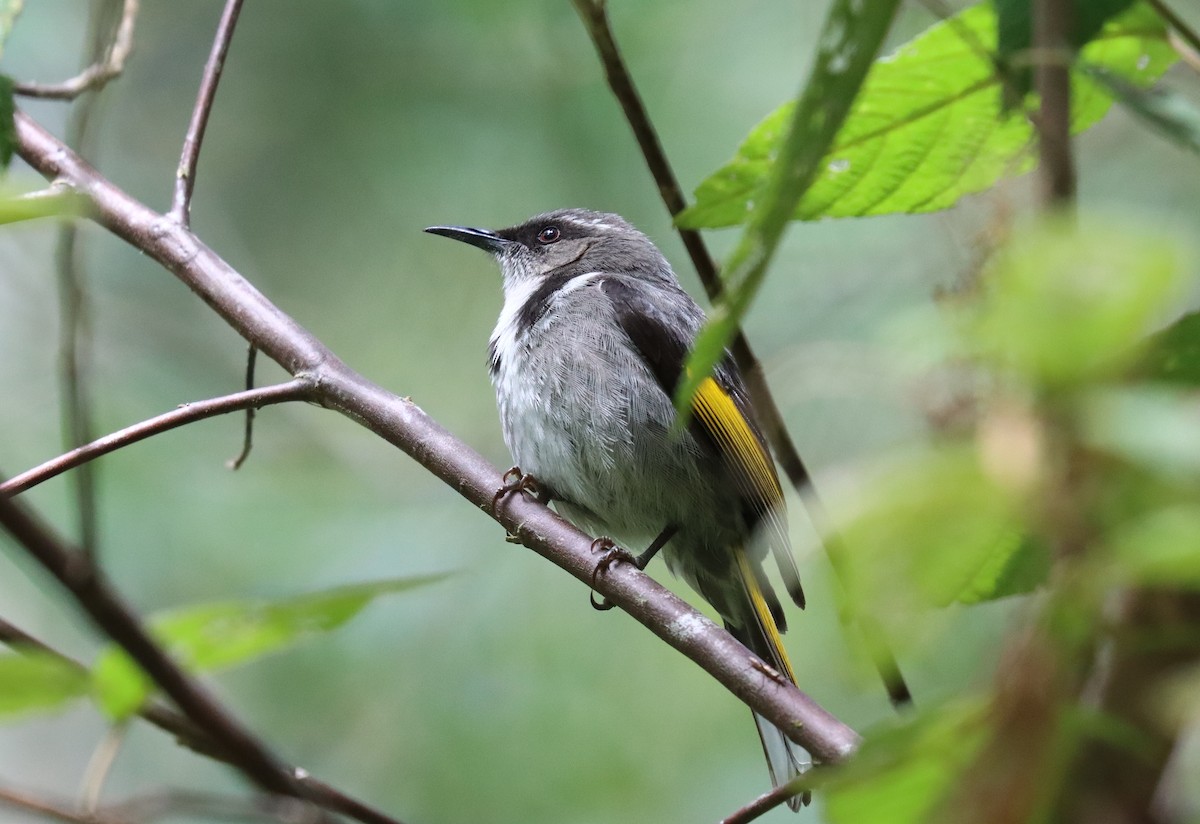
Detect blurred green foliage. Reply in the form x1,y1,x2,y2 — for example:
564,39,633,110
1,1,1200,823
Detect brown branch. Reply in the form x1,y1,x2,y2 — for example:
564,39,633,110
0,380,312,497
0,496,303,798
0,785,314,824
571,0,912,708
1033,0,1077,208
228,346,260,470
170,0,245,225
12,107,862,765
13,0,139,100
719,773,812,824
0,617,401,824
1147,0,1200,59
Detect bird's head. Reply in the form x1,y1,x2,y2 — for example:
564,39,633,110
425,208,670,289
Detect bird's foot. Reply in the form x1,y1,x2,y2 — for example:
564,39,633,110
589,537,637,611
492,467,544,542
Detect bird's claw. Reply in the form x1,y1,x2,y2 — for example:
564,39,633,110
589,537,635,611
491,466,540,516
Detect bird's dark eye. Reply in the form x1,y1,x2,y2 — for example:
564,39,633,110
536,226,561,244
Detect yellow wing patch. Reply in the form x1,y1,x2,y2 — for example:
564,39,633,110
692,376,784,505
735,549,797,684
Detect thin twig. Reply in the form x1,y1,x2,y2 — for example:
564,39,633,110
0,618,406,824
0,785,316,824
719,773,812,824
571,0,912,708
170,0,245,225
0,496,304,799
0,785,123,824
52,0,134,565
228,345,260,470
1147,0,1200,58
0,616,59,653
80,725,129,814
13,0,138,100
14,108,863,765
0,380,312,497
1033,0,1077,208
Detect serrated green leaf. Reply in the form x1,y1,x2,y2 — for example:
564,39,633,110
0,0,21,58
0,652,89,720
678,4,1174,229
0,75,14,172
92,574,449,720
674,0,901,414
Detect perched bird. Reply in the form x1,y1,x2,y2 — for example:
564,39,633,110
426,209,808,808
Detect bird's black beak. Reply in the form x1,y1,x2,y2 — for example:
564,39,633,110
424,225,510,255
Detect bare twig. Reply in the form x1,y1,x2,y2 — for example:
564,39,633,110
1147,0,1200,58
55,214,100,561
0,616,59,653
571,0,912,708
0,380,312,497
0,495,304,799
1033,0,1076,208
13,0,138,100
51,0,137,565
0,785,316,824
228,345,260,470
0,785,122,824
719,773,812,824
0,618,406,824
13,108,862,765
170,0,245,225
80,725,129,813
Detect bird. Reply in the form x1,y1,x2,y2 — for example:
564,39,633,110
426,208,809,808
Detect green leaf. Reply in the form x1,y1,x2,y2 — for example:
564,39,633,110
1083,387,1200,476
0,188,85,224
1137,312,1200,385
838,446,1038,614
996,0,1137,100
972,223,1187,386
1085,66,1200,156
0,75,14,172
92,574,449,720
0,0,21,58
1106,505,1200,588
678,4,1174,229
0,652,89,720
674,0,902,416
824,698,987,824
956,533,1050,605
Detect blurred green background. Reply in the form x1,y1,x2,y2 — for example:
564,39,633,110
2,2,1199,822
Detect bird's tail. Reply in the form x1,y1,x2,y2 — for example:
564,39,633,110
726,548,809,811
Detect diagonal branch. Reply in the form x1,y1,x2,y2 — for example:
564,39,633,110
13,0,139,100
0,495,303,799
12,107,862,766
571,0,912,708
1,379,313,497
0,615,405,824
170,0,245,225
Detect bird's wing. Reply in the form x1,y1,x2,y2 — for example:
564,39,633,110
599,278,804,610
